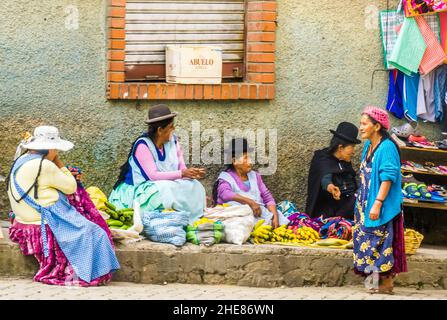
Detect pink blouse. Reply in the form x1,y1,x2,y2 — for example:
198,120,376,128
134,141,187,181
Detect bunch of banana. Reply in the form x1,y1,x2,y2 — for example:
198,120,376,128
269,225,292,243
101,201,134,230
291,226,320,244
250,220,273,244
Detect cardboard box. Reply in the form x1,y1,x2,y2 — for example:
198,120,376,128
166,45,222,84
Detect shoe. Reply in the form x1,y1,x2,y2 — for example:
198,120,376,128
417,184,431,199
403,183,421,198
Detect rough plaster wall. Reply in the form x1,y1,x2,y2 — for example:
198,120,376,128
0,0,444,217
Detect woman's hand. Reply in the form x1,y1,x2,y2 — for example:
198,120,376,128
272,215,279,229
247,199,262,217
327,184,341,200
182,167,206,179
369,201,382,221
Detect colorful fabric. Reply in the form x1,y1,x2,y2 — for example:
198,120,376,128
353,154,407,276
362,106,391,130
440,12,447,62
416,15,447,75
379,10,405,70
358,140,403,228
141,210,189,246
404,0,447,17
186,221,224,246
386,70,405,119
389,17,427,76
287,212,324,232
11,154,120,283
317,217,354,241
276,200,298,219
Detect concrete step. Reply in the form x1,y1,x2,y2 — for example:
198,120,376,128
1,226,447,289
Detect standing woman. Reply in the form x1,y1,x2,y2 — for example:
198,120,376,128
354,107,407,294
109,104,206,223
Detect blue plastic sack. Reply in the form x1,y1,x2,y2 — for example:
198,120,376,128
276,200,298,219
141,210,190,246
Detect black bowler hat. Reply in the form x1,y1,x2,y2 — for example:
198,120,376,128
329,122,361,144
144,104,177,124
224,138,254,156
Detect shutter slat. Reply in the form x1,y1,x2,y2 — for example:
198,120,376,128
126,23,244,32
126,53,242,63
125,0,246,78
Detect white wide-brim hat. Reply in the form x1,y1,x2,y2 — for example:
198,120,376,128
22,126,74,152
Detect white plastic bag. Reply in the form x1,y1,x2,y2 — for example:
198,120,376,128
204,205,255,245
110,201,144,242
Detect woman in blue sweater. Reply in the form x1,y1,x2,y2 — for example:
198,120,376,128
353,106,407,295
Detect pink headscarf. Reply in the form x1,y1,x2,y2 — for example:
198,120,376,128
362,106,390,130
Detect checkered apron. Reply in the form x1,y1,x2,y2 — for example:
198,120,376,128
11,154,120,282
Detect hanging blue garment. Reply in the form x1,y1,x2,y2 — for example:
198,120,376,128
403,73,420,122
386,70,405,119
434,65,447,123
11,154,120,282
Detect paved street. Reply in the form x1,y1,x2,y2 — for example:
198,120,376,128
0,277,446,300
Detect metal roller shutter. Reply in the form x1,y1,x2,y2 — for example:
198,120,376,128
125,0,246,81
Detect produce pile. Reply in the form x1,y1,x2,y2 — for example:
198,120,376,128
250,220,321,245
101,201,134,230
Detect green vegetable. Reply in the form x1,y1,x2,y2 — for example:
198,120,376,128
106,219,123,227
105,201,117,211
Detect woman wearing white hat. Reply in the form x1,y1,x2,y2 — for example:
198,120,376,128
7,126,120,286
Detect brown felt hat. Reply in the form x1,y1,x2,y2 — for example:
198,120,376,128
144,104,177,124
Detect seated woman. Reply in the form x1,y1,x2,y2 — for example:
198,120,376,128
305,122,361,219
109,104,206,223
7,126,120,286
212,138,289,228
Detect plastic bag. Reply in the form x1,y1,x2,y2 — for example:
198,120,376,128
109,201,144,242
204,205,255,245
141,209,189,246
186,220,224,246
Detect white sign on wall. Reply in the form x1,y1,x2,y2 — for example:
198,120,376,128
166,45,223,84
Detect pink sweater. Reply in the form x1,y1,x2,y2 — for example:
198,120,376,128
134,142,187,181
216,169,276,207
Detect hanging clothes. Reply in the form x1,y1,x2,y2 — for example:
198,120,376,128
386,70,405,119
434,64,447,123
417,72,437,122
415,15,447,75
440,12,447,63
379,10,405,70
403,73,420,122
389,17,427,76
